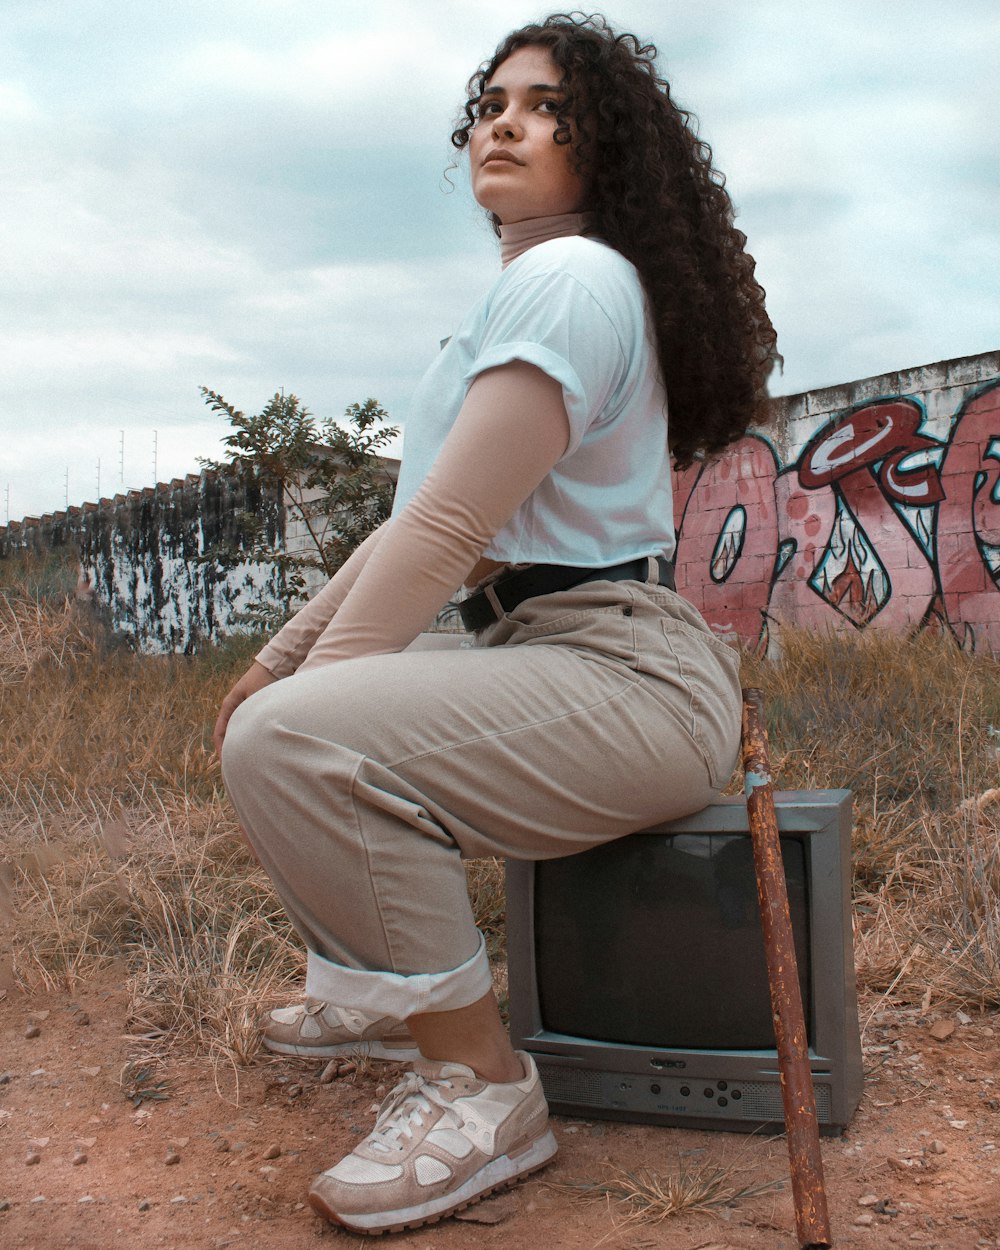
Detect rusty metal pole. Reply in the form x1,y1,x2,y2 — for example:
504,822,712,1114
741,687,832,1249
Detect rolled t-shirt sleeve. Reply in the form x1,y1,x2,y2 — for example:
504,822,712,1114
463,270,627,456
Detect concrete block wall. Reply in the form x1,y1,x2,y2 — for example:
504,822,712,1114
0,471,285,654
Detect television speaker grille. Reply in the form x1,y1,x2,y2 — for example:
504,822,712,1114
536,1063,603,1104
737,1081,833,1123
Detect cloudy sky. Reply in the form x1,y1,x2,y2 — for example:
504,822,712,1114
3,0,997,523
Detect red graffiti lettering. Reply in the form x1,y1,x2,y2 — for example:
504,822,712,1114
799,401,944,505
936,386,1000,649
672,436,779,650
769,470,845,633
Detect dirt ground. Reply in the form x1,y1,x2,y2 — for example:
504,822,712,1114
1,973,998,1250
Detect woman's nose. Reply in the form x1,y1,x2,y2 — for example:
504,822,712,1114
492,111,523,141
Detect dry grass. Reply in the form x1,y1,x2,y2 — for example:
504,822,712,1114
549,1159,784,1234
741,626,1000,1009
2,557,999,1084
0,569,295,1070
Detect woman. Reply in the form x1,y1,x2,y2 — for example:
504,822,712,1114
218,13,777,1236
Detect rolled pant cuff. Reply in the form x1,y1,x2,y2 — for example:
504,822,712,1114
304,934,494,1019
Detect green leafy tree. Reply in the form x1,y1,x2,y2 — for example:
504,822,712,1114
200,388,398,615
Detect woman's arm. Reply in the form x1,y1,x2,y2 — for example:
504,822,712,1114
213,520,390,754
254,519,390,678
297,360,570,670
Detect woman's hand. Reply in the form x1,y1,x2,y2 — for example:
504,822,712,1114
213,661,278,757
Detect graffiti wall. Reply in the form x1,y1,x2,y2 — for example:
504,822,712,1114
672,350,1000,653
0,472,286,654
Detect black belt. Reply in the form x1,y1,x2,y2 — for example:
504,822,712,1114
458,556,676,632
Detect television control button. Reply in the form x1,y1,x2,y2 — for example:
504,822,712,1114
680,1086,690,1097
732,1089,742,1100
703,1088,714,1099
718,1096,729,1107
717,1081,728,1090
649,1083,661,1095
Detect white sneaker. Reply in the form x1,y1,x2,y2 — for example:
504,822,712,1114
308,1052,557,1233
262,1000,421,1062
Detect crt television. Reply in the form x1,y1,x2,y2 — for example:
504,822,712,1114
505,790,863,1135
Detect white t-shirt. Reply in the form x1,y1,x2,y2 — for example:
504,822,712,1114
391,235,676,566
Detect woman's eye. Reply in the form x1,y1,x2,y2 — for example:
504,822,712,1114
538,99,561,114
476,100,502,118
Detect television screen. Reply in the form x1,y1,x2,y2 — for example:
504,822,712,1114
535,832,810,1050
506,791,863,1134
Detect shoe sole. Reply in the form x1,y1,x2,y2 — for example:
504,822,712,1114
262,1037,422,1062
307,1128,558,1235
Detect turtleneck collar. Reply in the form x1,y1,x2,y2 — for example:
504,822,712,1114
498,212,590,268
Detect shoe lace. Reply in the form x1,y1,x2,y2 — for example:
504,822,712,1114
367,1071,459,1155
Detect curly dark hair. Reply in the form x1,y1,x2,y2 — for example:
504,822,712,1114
451,12,779,467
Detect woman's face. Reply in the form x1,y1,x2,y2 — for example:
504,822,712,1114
469,45,586,225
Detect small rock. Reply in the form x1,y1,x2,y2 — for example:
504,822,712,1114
215,1138,231,1153
77,1137,97,1149
927,1139,947,1154
0,1073,13,1085
164,1151,181,1166
319,1061,339,1084
138,1200,152,1211
169,1137,190,1148
259,1166,278,1180
854,1212,875,1226
956,1010,973,1025
24,1153,40,1167
75,1013,90,1027
78,1195,95,1204
30,1196,45,1204
28,1137,49,1149
0,1199,11,1211
170,1195,188,1204
28,1010,50,1022
948,1120,968,1129
79,1067,101,1078
858,1193,880,1206
286,1083,302,1099
24,1026,40,1040
929,1019,955,1042
72,1152,88,1166
262,1144,281,1160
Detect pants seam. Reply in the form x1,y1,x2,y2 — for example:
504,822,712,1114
346,750,406,976
384,667,638,769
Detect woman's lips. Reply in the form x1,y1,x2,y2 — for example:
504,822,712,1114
482,148,525,167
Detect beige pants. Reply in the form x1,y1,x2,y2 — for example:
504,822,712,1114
221,580,742,1018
